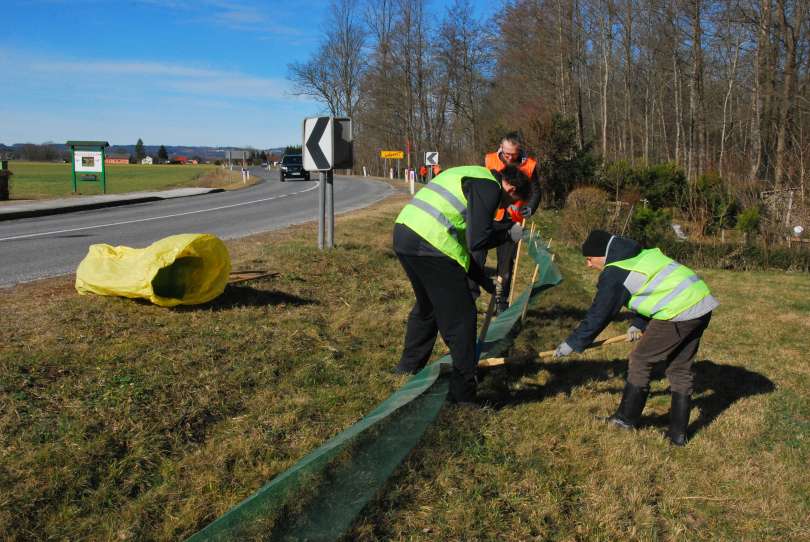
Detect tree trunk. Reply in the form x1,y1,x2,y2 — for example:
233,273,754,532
750,0,772,182
719,34,741,179
774,0,806,187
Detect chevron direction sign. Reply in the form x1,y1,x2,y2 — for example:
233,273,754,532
424,151,439,166
303,117,353,171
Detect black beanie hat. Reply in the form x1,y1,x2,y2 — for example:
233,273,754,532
581,230,613,257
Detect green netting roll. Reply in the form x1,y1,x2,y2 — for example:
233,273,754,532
187,234,561,541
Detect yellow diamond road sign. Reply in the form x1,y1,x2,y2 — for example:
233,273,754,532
380,150,404,159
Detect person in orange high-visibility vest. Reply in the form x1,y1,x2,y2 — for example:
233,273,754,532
432,163,442,177
418,165,428,182
473,132,542,313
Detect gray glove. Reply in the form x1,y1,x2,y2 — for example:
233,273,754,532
508,222,525,242
553,341,573,358
627,325,643,342
508,204,532,219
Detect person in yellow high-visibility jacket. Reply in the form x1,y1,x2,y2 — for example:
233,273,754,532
393,165,529,404
553,230,718,445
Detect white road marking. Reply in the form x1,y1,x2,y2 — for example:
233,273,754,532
0,183,321,242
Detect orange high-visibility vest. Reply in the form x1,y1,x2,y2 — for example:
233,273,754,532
485,152,538,221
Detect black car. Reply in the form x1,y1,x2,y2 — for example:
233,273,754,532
279,154,310,182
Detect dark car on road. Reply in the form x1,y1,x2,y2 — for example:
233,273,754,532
279,154,310,182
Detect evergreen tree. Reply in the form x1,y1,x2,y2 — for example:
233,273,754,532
158,145,169,163
284,145,302,154
135,138,146,162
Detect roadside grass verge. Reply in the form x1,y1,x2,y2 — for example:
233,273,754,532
1,200,808,540
4,162,246,200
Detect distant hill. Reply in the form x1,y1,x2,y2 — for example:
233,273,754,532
0,143,286,162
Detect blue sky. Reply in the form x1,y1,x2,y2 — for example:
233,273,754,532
2,0,492,149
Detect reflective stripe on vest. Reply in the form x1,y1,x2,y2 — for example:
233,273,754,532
485,152,537,221
606,248,712,320
395,165,499,270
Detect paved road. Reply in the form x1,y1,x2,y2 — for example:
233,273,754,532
0,168,395,287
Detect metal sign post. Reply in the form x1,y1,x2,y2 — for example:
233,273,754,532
318,171,326,249
326,170,335,247
304,117,352,250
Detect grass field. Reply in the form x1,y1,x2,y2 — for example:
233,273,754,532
4,161,246,200
1,196,808,540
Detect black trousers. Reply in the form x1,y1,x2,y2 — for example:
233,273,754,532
395,252,478,402
470,238,518,299
628,312,712,395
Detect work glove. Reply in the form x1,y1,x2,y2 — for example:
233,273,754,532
627,325,643,342
553,341,573,359
508,222,525,242
508,204,532,219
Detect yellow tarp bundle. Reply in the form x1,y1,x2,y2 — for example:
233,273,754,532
75,233,231,307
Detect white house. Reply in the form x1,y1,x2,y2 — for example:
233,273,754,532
141,156,153,165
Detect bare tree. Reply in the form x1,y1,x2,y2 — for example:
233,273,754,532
287,0,366,117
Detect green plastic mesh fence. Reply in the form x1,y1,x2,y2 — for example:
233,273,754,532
187,234,561,541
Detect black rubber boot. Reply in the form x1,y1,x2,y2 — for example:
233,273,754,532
449,369,477,405
607,382,649,429
666,392,691,446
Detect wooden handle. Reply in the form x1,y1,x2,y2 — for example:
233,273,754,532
228,271,277,284
478,333,631,368
477,276,502,347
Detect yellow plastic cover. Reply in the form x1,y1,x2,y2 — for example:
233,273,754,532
75,233,231,307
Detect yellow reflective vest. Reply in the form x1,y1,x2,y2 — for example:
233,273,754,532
395,166,499,270
606,248,712,320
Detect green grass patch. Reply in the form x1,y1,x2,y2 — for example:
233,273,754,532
1,201,808,539
4,161,245,199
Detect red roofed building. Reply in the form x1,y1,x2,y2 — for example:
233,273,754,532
105,155,129,165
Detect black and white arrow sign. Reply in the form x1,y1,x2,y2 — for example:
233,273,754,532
303,117,333,171
424,151,439,166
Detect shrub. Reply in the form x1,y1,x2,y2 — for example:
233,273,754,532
597,160,639,200
657,238,810,272
641,163,688,210
530,113,599,207
596,161,687,210
628,206,673,247
736,207,761,242
693,171,738,234
561,187,610,243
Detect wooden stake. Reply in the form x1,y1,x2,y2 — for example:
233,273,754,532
228,271,277,284
475,277,501,361
520,262,540,323
507,220,526,306
478,333,631,368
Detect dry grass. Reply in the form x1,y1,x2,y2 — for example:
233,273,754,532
349,213,810,541
192,168,257,190
1,199,808,540
4,161,249,200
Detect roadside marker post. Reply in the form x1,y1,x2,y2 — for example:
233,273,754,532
303,117,353,249
0,160,11,201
